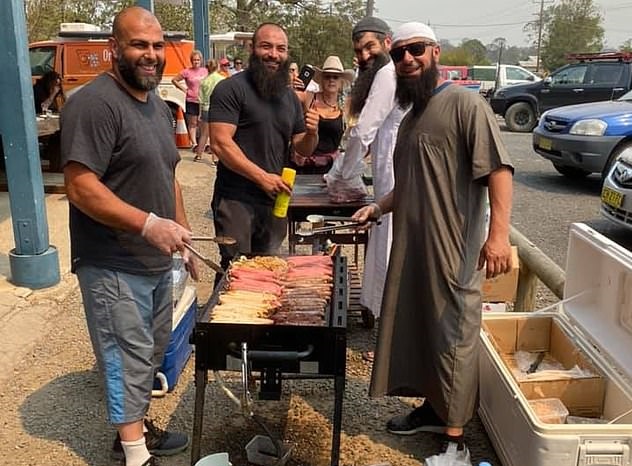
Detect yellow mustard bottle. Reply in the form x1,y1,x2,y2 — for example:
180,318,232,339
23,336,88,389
272,167,296,218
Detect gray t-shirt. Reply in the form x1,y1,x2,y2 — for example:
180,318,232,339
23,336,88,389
61,73,180,274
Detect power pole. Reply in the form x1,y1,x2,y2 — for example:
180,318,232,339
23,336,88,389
366,0,374,17
535,0,546,73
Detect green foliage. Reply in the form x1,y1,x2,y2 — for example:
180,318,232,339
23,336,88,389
154,2,193,35
25,0,133,42
620,39,632,52
206,0,364,68
524,0,603,72
440,39,491,66
461,39,489,64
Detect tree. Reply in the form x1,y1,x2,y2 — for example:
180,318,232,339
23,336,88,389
25,0,134,42
461,38,489,64
621,39,632,52
439,39,490,66
524,0,603,72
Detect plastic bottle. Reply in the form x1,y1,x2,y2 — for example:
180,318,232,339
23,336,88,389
272,167,296,218
479,462,492,466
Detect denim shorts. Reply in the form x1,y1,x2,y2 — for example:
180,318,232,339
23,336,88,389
76,266,173,425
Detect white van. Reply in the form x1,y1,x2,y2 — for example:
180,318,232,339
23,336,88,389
468,64,540,96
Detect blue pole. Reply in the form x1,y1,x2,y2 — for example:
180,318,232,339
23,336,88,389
192,0,210,61
0,0,60,289
135,0,154,11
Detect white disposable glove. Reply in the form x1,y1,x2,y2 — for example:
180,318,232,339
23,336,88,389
141,212,192,256
181,247,199,281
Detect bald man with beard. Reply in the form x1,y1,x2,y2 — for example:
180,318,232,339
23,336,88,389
336,17,408,325
352,22,514,458
62,7,194,466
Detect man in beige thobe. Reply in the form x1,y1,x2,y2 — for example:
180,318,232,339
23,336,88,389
353,22,514,456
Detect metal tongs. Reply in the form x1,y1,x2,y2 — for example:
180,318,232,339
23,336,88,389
296,214,380,237
190,235,237,245
183,235,236,274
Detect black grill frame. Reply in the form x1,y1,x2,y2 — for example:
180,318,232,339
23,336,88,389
189,254,348,466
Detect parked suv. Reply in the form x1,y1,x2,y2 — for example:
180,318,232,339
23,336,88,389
490,52,632,132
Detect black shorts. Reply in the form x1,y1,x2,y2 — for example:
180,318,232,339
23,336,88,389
185,101,200,116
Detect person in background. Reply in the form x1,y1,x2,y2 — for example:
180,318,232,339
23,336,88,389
33,70,65,114
195,59,225,162
341,16,407,327
288,62,300,87
61,7,197,466
231,58,244,75
352,21,513,457
207,22,319,273
218,57,231,78
172,49,208,150
292,56,353,174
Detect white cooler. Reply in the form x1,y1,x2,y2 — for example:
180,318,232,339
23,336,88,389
479,223,632,466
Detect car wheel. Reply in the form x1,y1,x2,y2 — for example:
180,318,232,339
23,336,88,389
505,102,537,132
553,163,591,179
602,142,632,182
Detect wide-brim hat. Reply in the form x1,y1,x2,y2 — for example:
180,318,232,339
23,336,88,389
313,56,355,85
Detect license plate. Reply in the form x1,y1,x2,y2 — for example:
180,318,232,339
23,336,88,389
538,137,552,151
601,186,624,209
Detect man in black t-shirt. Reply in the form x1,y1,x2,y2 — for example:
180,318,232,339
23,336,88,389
208,22,319,269
61,7,194,466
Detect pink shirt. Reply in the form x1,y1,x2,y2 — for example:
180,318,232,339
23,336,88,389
180,67,208,102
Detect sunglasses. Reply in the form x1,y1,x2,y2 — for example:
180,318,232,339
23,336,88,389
389,41,435,62
323,74,340,80
235,61,242,65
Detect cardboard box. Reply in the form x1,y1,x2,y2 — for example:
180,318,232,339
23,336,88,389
481,246,519,302
482,315,605,417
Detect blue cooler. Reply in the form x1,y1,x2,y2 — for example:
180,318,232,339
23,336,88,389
154,285,197,395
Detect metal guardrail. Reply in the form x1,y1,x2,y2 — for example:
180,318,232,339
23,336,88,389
510,226,566,311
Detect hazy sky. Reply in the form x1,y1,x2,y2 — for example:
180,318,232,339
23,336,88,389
375,0,631,49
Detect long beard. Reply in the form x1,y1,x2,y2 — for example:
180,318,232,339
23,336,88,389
348,52,390,117
395,60,439,116
117,55,165,91
248,54,290,100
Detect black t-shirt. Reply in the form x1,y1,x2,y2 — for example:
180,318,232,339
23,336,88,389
61,74,180,274
209,71,305,204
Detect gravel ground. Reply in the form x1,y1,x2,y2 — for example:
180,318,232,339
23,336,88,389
0,153,504,466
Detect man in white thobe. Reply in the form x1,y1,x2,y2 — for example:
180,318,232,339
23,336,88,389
344,17,407,319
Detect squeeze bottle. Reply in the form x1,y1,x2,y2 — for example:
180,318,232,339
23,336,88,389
272,167,296,218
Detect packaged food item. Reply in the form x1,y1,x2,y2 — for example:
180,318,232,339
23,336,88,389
528,398,569,424
172,254,189,305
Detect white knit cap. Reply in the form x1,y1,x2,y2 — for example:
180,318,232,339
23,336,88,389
392,22,438,45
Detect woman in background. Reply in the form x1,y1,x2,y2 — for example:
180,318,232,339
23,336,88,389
172,50,208,150
293,56,353,174
33,70,65,114
195,59,226,162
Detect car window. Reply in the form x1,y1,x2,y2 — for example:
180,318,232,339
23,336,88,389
468,67,496,81
588,63,623,85
29,46,56,76
550,65,587,85
506,66,532,80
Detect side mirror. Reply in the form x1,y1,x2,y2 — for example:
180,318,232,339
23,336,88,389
543,76,552,86
527,75,535,81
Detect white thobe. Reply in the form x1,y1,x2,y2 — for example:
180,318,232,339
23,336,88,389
343,61,407,318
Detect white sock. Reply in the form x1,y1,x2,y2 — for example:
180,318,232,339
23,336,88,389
121,436,151,466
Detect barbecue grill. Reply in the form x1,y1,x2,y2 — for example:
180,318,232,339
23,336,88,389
190,254,349,466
